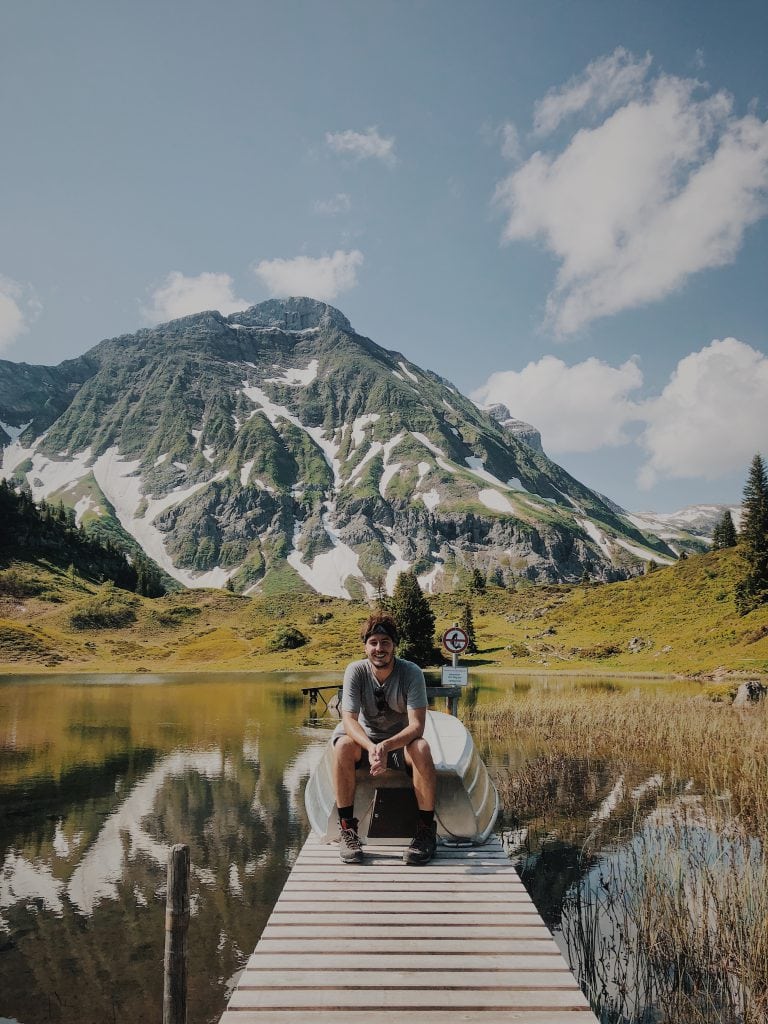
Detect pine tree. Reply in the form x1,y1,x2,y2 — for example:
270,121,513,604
469,567,486,594
736,453,768,613
712,510,737,550
459,601,479,654
390,571,438,667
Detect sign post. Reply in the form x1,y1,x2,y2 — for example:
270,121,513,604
441,624,469,687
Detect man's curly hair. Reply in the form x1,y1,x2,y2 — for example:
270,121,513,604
360,613,399,644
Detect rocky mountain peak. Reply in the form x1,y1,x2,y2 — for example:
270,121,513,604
483,403,543,453
227,297,352,334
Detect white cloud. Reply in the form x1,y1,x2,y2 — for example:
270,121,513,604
325,127,396,165
533,47,652,136
313,193,352,215
0,276,39,352
472,354,643,453
253,250,364,302
474,337,768,490
496,51,768,335
143,272,249,324
638,338,768,488
498,121,521,162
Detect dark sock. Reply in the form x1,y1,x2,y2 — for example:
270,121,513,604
338,805,355,823
419,809,435,827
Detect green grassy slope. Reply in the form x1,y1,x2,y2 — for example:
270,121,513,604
0,548,766,677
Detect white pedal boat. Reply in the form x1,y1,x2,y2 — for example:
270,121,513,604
305,710,500,845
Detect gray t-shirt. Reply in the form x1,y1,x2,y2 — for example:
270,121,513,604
333,657,428,743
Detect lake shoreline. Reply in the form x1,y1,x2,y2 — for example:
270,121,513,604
1,662,764,683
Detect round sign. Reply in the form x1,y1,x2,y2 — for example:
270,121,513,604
442,626,469,654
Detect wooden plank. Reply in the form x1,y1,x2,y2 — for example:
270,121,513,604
238,970,576,989
272,901,539,914
227,989,591,1009
268,917,548,933
283,879,525,888
288,868,524,876
276,889,532,903
254,938,564,953
244,954,566,970
297,849,510,859
263,921,550,934
221,1012,596,1023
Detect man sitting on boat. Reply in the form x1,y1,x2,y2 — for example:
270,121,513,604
332,613,437,866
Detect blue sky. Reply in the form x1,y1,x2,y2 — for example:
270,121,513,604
1,0,767,512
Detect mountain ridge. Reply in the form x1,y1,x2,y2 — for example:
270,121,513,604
1,298,685,596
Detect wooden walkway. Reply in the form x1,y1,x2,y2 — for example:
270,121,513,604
220,834,598,1024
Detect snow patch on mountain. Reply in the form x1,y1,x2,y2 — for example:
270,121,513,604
577,518,614,560
465,455,509,491
0,419,31,444
351,413,380,449
242,382,343,488
418,561,443,593
614,537,674,565
378,432,406,498
507,477,529,492
412,432,445,460
22,448,93,500
478,488,514,513
265,359,319,387
288,504,371,599
90,447,232,587
350,441,384,483
398,361,418,384
74,496,102,525
420,488,440,511
385,541,411,594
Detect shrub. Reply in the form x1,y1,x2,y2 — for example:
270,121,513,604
268,625,308,651
69,587,137,629
0,570,44,598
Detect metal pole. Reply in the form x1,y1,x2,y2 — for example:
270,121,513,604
163,843,190,1024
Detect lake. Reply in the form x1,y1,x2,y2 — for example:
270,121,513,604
0,670,702,1024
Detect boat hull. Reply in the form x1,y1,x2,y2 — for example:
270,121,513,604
304,710,499,845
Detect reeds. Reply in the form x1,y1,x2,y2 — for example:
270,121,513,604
472,691,768,1023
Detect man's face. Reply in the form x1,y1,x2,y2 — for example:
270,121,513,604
365,633,395,672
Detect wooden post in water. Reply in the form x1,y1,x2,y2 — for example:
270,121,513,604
163,843,190,1024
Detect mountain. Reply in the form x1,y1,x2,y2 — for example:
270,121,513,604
628,505,742,550
0,297,677,597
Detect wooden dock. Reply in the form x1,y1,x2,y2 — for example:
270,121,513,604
220,834,598,1023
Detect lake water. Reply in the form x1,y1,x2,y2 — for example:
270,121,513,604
0,670,699,1024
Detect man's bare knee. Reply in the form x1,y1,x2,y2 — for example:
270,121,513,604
334,736,362,764
406,738,434,771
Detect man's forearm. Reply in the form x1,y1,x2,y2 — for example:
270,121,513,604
342,715,376,752
378,719,424,753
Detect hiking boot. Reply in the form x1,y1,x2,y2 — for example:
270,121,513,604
338,818,363,864
404,820,437,865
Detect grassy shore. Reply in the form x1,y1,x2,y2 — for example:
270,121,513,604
0,546,767,677
472,691,768,1022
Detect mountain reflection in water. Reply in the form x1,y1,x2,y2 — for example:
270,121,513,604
0,671,698,1024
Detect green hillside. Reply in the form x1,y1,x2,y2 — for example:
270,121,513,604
1,546,765,678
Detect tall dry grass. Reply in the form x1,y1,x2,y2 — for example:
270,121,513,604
472,691,768,1023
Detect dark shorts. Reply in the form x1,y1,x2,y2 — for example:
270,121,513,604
359,746,411,775
333,735,412,775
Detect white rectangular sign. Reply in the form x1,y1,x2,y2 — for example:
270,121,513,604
441,666,469,687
